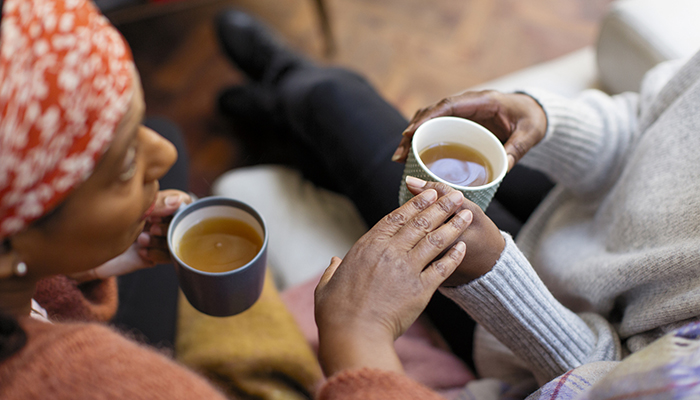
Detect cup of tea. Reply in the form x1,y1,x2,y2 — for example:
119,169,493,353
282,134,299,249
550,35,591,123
398,116,508,210
167,196,268,317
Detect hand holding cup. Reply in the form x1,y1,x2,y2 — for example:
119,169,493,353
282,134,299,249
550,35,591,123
393,90,548,170
397,116,509,210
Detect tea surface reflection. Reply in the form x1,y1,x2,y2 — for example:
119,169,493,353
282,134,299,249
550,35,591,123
419,142,492,187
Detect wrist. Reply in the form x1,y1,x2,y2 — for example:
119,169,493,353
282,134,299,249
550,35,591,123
318,327,403,377
442,232,505,287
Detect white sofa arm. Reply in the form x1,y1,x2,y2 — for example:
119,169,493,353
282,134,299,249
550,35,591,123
597,0,700,94
470,47,599,98
475,0,700,98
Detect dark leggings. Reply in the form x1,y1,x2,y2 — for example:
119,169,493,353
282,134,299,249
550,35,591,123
272,66,554,369
110,117,188,352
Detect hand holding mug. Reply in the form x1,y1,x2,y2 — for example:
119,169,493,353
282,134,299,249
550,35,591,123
393,90,547,170
314,188,471,377
139,190,193,264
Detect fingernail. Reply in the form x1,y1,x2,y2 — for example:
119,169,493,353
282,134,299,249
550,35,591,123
448,190,464,204
406,176,427,188
423,189,438,202
391,146,404,161
454,241,466,252
149,224,163,236
137,232,150,246
507,154,515,170
164,195,181,207
457,209,473,223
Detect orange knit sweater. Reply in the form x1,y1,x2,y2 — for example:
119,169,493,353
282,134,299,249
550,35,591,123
0,276,445,400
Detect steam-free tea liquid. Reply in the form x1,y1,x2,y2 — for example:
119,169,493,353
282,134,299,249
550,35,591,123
419,142,493,187
177,217,262,273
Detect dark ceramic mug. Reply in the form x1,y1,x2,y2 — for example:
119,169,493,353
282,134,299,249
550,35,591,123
167,196,268,317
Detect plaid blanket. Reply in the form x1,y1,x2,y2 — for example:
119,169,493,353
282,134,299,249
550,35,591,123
467,321,700,400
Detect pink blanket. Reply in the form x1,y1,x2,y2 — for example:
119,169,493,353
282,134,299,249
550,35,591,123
281,275,475,398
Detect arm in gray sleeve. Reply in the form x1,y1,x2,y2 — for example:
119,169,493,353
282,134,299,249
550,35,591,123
440,234,622,386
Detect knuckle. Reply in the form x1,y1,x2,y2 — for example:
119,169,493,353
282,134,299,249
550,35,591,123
481,89,499,100
436,197,454,214
438,97,455,113
510,140,528,158
409,216,431,231
450,214,466,230
433,181,453,194
432,260,450,278
410,195,432,210
426,231,446,248
448,247,464,261
385,211,408,226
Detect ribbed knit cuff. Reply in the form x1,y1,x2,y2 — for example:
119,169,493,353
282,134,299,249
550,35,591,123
440,233,596,382
516,88,605,188
318,368,444,400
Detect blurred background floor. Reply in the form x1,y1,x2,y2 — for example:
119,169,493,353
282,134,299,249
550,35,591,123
115,0,614,198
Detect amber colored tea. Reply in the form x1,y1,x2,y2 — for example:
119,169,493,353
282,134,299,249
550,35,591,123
419,142,493,187
176,217,263,273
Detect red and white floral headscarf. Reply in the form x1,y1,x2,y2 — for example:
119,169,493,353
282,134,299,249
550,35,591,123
0,0,134,238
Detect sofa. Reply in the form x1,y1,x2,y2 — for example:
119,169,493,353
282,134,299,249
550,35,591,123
212,0,700,291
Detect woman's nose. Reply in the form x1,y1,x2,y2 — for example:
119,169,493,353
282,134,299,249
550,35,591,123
141,125,177,183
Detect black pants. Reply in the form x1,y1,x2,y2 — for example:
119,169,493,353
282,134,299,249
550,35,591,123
110,117,189,352
266,66,554,370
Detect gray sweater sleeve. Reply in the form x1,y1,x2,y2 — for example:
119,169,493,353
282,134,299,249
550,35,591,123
440,234,621,385
517,87,639,195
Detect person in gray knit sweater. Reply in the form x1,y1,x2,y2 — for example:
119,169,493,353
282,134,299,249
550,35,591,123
216,11,700,396
393,49,700,397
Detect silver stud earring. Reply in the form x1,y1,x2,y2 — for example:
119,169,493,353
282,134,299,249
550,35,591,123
13,261,27,277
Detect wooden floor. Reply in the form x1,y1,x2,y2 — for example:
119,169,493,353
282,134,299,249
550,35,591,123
116,0,614,197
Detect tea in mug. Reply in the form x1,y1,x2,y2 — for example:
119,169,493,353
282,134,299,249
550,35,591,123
419,142,492,187
176,217,263,273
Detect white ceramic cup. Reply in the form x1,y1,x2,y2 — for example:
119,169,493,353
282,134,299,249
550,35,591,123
398,116,508,210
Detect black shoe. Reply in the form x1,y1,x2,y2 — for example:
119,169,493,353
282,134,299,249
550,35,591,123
216,9,310,84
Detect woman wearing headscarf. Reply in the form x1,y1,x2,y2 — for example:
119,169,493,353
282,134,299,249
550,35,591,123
0,0,475,398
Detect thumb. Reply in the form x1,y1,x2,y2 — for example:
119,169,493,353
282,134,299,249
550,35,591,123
317,256,343,291
503,127,538,171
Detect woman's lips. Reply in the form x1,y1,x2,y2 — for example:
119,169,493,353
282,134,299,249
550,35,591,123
141,199,156,221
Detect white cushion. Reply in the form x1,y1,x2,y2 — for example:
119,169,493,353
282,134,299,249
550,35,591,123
597,0,700,94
